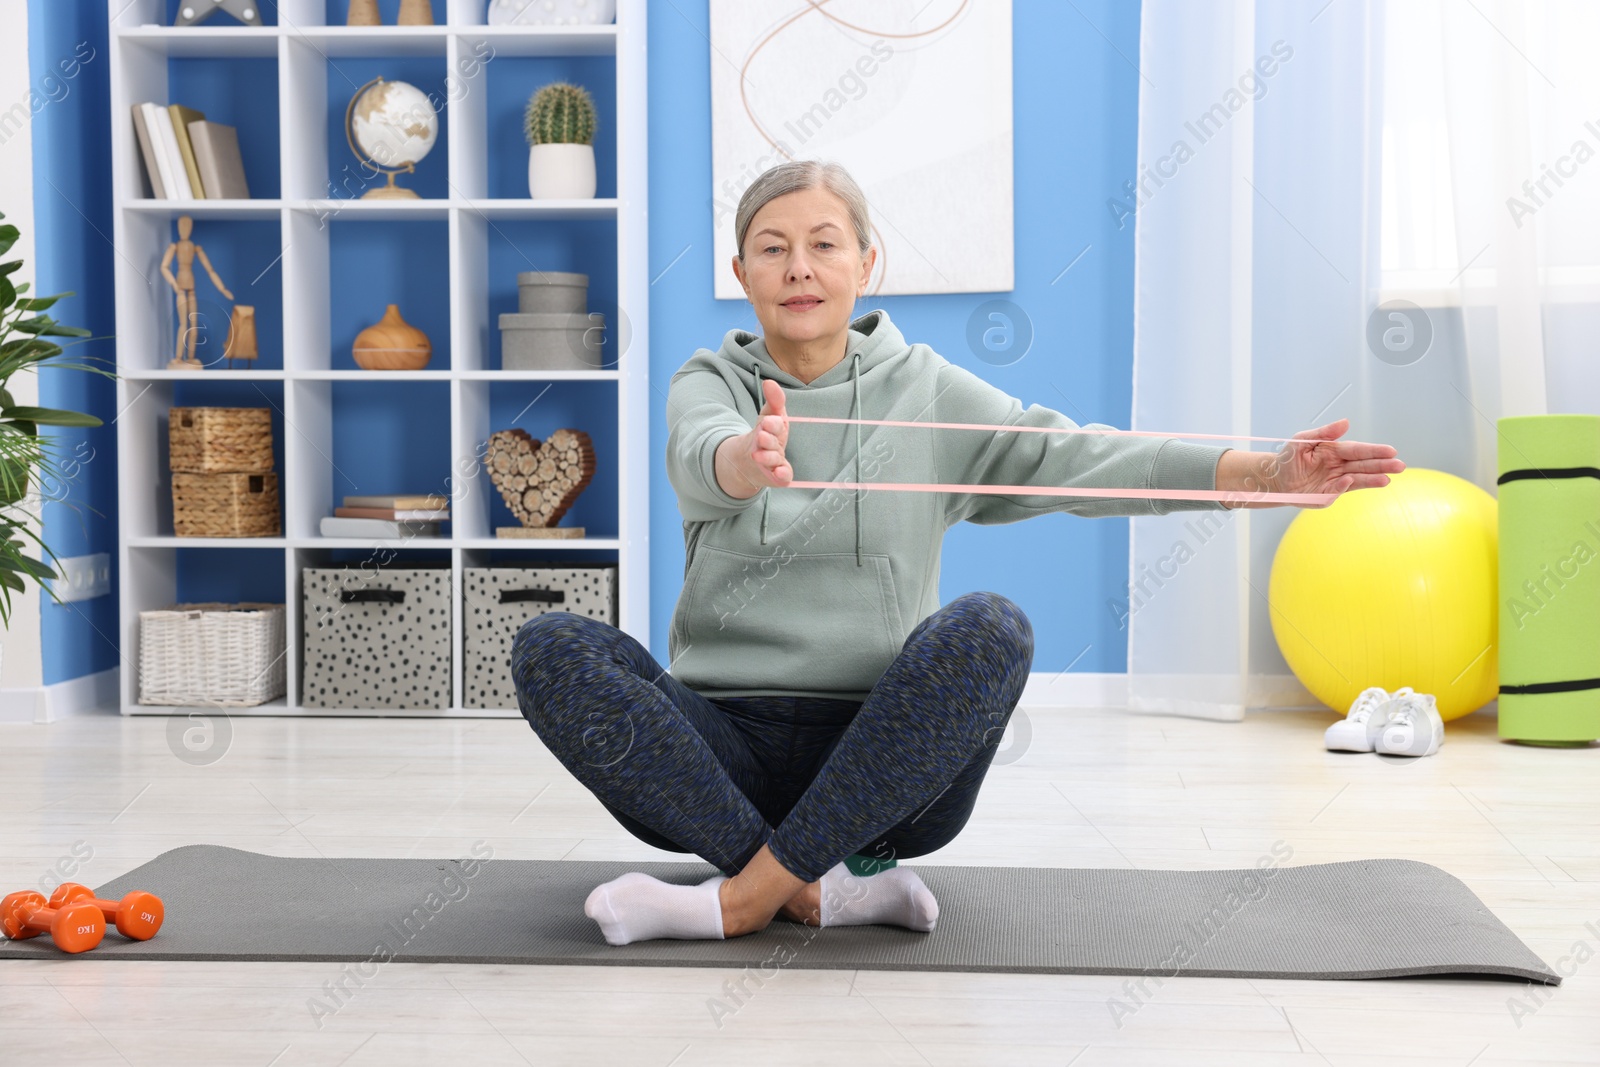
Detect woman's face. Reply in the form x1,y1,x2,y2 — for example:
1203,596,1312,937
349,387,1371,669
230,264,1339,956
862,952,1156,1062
732,186,875,353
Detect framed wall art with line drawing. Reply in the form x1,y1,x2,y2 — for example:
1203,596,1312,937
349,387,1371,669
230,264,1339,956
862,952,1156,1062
709,0,1014,299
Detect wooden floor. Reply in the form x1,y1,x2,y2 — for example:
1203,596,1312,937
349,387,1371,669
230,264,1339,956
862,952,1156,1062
1,704,1596,1065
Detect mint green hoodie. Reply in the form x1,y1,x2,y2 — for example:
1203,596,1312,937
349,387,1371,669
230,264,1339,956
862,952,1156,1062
665,308,1230,700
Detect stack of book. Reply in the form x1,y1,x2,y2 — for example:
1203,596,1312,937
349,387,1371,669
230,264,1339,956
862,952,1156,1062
131,102,250,201
320,494,450,539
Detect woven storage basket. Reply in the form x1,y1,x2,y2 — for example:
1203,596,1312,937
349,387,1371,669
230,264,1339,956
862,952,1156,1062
169,407,274,473
173,472,280,537
138,602,287,707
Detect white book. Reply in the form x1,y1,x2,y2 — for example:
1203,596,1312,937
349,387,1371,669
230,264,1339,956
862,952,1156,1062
140,103,182,200
148,103,193,200
319,516,442,539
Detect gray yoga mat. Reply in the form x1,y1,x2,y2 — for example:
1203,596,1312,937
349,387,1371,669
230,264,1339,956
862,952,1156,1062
0,846,1558,982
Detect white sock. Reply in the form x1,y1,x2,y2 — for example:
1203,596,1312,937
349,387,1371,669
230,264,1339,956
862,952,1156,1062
818,863,939,932
583,871,727,946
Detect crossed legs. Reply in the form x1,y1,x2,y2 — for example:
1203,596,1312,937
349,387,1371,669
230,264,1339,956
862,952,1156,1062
512,591,1034,941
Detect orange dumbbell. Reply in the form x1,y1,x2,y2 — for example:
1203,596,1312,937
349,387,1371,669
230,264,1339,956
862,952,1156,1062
1,890,105,954
49,883,164,941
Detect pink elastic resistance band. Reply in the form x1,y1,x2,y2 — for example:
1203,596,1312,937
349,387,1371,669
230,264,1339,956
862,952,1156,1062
780,414,1340,507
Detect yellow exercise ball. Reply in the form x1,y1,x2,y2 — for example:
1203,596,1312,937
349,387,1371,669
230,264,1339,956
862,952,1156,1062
1268,468,1498,721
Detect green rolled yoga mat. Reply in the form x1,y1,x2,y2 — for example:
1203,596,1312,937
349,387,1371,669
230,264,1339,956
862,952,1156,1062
1497,414,1600,744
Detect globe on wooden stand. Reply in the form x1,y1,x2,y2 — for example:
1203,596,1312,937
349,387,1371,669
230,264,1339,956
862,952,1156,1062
344,76,439,200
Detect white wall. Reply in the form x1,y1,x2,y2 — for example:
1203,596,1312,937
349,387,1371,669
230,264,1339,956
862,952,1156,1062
0,1,44,693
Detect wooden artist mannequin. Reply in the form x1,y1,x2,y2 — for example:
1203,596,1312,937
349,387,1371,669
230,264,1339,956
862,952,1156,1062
161,214,234,370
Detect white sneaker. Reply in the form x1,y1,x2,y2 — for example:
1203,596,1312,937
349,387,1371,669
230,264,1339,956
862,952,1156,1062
1373,690,1444,757
1325,686,1401,752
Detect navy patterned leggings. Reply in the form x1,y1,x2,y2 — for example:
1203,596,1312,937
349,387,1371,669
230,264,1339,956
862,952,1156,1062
511,591,1034,884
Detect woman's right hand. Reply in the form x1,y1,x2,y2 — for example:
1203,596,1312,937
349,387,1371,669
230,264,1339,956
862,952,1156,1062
716,378,793,499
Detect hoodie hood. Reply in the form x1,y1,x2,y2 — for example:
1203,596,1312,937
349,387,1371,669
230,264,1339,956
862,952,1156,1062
716,308,907,566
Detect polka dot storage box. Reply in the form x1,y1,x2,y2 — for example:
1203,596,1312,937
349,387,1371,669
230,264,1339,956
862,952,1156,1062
301,563,452,710
463,564,617,710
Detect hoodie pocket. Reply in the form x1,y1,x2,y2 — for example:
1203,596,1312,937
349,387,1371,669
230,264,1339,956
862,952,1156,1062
674,545,907,692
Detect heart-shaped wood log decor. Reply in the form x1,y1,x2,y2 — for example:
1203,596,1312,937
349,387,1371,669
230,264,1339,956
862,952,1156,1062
485,427,596,531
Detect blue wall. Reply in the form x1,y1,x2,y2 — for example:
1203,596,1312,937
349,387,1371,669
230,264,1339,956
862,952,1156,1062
26,0,1143,683
645,2,1145,674
28,0,118,685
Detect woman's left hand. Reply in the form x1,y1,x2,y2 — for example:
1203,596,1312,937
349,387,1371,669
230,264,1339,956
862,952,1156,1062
1219,418,1405,508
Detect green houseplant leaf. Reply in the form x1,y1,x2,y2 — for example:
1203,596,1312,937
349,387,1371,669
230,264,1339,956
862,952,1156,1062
2,406,104,428
13,316,92,338
15,292,67,313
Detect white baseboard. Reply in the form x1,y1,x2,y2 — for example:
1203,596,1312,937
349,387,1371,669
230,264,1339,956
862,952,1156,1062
1021,671,1129,709
1021,671,1320,716
0,667,120,725
0,670,1316,724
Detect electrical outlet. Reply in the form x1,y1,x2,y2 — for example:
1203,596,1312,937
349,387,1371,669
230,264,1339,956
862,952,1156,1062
49,553,111,603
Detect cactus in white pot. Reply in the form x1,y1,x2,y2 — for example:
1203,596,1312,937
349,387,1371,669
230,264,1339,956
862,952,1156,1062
525,82,598,200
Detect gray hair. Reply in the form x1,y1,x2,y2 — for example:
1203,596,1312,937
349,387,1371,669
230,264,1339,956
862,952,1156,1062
734,160,873,261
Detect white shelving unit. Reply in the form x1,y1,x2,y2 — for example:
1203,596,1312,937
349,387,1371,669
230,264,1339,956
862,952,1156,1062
108,0,649,717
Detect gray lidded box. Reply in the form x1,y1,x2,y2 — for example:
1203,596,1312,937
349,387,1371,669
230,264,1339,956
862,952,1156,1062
499,311,605,371
301,566,452,709
516,270,588,313
464,565,618,710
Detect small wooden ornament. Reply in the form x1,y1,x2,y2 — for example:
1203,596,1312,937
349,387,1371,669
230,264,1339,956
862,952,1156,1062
494,526,587,539
353,304,432,370
223,304,257,366
485,426,595,537
397,0,435,25
346,0,380,25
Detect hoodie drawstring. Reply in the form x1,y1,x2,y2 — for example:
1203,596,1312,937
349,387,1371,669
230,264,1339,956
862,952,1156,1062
851,351,862,567
755,352,864,565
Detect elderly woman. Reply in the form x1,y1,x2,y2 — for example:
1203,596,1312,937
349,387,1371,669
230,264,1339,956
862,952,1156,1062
513,160,1402,946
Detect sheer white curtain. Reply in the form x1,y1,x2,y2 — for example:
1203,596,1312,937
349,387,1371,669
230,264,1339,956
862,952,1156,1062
1386,0,1600,470
1126,0,1599,721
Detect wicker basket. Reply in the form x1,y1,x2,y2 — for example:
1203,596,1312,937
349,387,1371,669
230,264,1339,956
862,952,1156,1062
173,472,280,537
138,602,287,707
169,407,274,473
